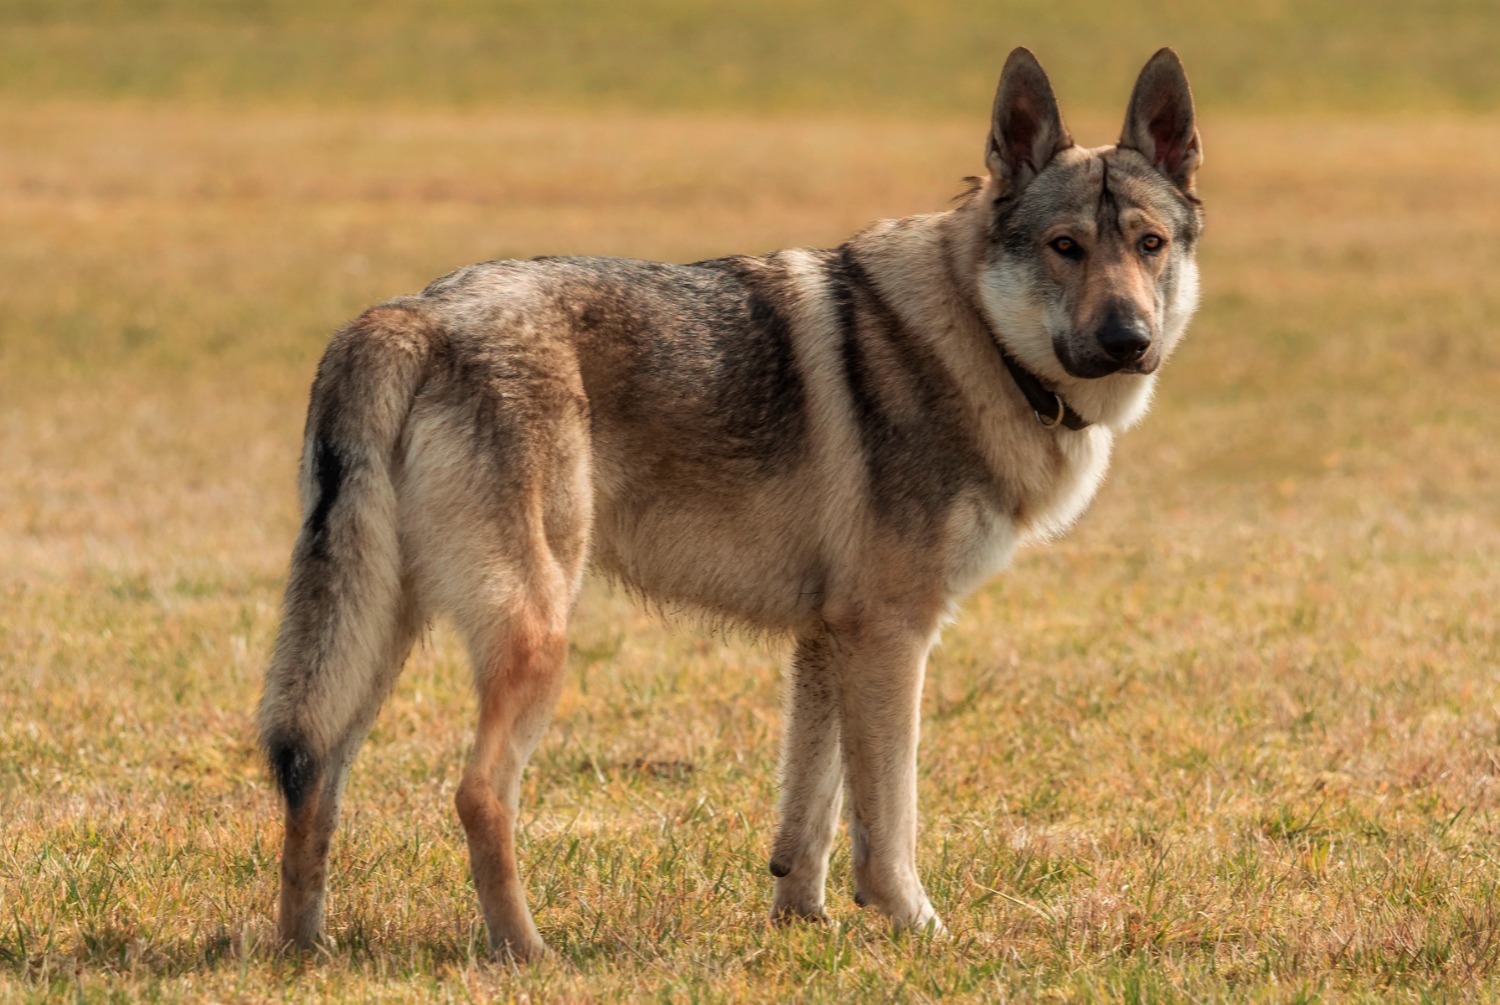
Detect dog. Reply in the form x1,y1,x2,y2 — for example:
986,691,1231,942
258,47,1203,961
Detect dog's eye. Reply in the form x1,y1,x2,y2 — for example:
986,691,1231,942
1049,237,1082,259
1139,234,1165,254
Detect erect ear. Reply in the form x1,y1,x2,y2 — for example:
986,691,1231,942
985,47,1072,194
1119,47,1202,193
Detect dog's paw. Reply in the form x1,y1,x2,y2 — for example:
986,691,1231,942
770,900,832,925
853,883,945,937
893,907,947,938
491,932,547,965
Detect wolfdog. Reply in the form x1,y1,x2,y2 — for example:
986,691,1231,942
258,47,1203,960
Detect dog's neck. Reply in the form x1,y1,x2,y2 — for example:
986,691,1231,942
992,348,1091,430
844,209,1103,432
924,208,1092,432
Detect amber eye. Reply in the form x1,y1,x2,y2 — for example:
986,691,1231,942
1139,234,1165,254
1049,236,1083,259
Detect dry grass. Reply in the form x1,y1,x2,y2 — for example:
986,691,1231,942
2,99,1499,1001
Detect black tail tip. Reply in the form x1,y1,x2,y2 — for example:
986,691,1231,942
267,739,319,813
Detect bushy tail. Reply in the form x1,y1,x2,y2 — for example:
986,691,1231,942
257,302,434,811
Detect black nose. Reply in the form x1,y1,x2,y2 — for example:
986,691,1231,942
1096,312,1152,363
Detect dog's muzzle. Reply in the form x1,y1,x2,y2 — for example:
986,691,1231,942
1055,309,1161,379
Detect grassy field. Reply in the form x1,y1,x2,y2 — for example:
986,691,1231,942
2,3,1499,1002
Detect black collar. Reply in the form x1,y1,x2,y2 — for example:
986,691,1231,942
965,289,1091,431
995,345,1091,431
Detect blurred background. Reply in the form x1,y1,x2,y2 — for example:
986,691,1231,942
3,0,1497,113
2,1,1498,999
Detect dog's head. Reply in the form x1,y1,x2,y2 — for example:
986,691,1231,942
973,48,1203,429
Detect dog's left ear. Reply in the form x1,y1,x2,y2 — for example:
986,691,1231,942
1119,48,1202,193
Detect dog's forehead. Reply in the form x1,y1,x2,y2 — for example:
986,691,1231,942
1099,148,1190,214
1020,146,1192,230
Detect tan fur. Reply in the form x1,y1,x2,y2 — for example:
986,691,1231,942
258,47,1204,958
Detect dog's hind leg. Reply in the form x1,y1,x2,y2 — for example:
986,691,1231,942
832,619,943,934
452,573,575,963
394,327,590,962
769,627,843,923
441,458,587,963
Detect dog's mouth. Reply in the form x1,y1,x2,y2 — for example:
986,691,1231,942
1054,340,1161,379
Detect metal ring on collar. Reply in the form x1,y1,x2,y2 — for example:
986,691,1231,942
1035,394,1065,428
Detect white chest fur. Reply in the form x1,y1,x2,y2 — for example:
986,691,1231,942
942,425,1114,601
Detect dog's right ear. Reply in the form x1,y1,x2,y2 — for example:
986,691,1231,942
985,47,1072,195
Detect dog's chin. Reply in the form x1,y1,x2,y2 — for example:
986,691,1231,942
1054,343,1162,380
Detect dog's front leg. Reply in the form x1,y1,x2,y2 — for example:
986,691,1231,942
832,620,943,933
769,627,843,922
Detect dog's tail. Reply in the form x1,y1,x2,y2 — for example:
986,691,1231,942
257,301,435,814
